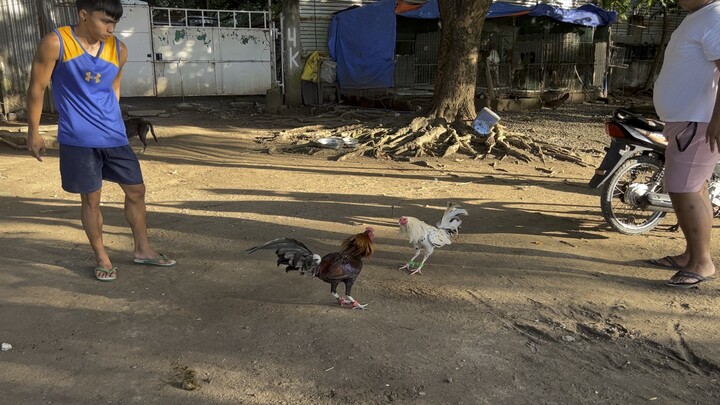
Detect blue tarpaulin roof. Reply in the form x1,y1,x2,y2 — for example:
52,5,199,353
328,0,617,89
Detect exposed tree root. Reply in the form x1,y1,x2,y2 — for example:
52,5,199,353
477,124,588,167
255,110,588,167
0,137,23,150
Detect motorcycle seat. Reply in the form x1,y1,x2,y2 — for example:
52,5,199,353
615,108,665,132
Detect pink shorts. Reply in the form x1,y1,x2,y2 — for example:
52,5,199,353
664,121,720,193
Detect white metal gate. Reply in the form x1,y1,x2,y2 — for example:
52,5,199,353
117,3,155,96
150,7,274,97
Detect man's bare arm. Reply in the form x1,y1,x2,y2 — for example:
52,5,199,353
707,59,720,153
26,33,60,161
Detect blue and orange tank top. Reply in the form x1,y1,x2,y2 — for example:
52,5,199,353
52,26,127,148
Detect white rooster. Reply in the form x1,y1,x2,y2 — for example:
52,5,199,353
398,202,468,275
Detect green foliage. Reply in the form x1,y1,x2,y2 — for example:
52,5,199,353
598,0,679,21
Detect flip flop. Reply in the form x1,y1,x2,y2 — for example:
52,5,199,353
95,266,117,282
648,256,682,270
666,270,715,289
133,253,176,267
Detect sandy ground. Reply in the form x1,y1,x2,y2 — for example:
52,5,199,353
1,100,720,404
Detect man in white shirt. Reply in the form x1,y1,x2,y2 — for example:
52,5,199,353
650,0,720,287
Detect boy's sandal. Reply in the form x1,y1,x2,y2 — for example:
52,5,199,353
133,253,176,267
95,266,117,282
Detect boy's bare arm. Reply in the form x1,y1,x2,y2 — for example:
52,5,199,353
112,40,128,101
26,33,60,161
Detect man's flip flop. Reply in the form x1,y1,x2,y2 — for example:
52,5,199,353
133,254,176,267
666,270,715,289
95,266,118,282
648,256,682,269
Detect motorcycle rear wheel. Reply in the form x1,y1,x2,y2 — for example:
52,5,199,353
600,155,667,235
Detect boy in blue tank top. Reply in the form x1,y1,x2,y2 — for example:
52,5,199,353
26,0,175,281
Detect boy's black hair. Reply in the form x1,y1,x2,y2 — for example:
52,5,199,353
76,0,123,21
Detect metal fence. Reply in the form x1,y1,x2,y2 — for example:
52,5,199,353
151,7,270,29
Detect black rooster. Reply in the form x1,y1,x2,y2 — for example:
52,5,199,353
247,227,375,309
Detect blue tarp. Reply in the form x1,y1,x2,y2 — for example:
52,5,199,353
531,4,617,27
398,0,439,18
328,0,397,89
328,0,618,89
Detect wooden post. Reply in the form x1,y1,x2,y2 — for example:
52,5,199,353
282,0,303,107
485,58,495,101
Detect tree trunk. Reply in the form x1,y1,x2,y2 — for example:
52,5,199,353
428,0,492,125
643,6,670,91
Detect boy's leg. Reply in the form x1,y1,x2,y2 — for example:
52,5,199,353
80,189,115,277
104,145,174,265
119,182,174,265
59,145,114,278
119,182,150,257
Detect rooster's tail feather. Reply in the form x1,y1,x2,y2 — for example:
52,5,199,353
436,202,468,235
246,238,311,254
247,238,320,275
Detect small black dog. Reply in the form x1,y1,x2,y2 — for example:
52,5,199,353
124,117,158,153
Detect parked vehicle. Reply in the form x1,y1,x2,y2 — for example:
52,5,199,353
589,107,720,235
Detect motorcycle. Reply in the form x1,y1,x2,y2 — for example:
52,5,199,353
589,107,720,235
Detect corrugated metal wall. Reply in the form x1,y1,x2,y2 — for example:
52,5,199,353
0,0,43,113
299,0,376,55
0,0,77,114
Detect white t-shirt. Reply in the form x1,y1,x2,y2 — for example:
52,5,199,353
654,2,720,123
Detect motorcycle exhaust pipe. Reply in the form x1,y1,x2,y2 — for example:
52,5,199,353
644,193,675,212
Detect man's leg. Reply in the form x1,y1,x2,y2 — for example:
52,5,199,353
81,189,115,277
668,183,716,284
119,183,173,264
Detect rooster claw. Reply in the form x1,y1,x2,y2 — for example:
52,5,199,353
399,261,416,271
338,298,368,309
348,301,368,310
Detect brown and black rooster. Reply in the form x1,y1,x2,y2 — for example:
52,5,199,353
542,92,570,110
247,227,375,309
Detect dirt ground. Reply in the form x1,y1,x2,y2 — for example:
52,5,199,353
1,99,720,404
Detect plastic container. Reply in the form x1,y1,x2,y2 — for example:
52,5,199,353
472,107,501,135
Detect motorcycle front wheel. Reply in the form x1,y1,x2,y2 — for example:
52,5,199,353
600,155,667,235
